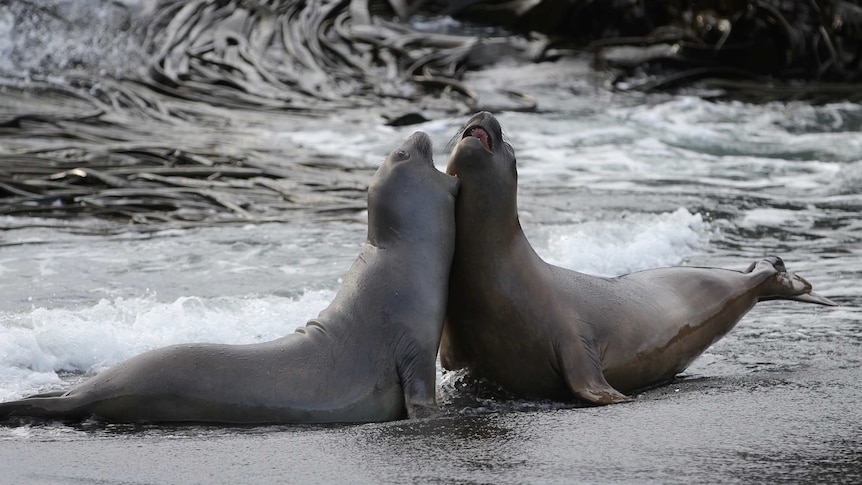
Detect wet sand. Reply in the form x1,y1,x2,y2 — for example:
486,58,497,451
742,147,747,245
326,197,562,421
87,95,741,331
3,361,859,484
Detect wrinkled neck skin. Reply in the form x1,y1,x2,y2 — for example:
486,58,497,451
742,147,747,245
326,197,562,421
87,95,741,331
318,156,457,344
442,129,543,373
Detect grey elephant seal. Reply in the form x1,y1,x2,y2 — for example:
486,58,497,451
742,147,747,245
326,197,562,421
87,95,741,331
1,132,459,424
440,111,837,405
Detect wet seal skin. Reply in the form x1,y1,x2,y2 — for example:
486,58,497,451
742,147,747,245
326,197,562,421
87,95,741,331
0,132,459,424
441,111,837,405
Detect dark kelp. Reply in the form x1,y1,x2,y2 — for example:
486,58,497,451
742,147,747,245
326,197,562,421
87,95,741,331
0,1,536,230
140,0,534,111
443,0,862,102
2,0,861,229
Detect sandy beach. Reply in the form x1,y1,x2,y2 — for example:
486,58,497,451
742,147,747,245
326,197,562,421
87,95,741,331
3,351,859,484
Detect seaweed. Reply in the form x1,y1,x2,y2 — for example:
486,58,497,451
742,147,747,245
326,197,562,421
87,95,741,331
3,0,860,230
444,0,862,101
138,0,538,112
0,148,368,233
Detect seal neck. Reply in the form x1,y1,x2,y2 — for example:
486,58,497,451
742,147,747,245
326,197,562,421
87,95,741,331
454,182,524,256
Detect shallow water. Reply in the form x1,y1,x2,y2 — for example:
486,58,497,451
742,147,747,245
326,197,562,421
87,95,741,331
1,1,860,483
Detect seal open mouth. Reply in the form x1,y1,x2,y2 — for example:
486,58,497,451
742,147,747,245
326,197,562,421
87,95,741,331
464,126,491,151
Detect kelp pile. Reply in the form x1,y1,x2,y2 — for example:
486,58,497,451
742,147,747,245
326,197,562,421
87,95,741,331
3,0,862,230
0,151,367,232
7,0,862,108
1,0,529,231
139,0,535,112
0,78,371,233
443,0,862,101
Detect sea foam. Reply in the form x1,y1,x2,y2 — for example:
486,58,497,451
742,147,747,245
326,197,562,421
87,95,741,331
535,208,710,276
0,291,334,401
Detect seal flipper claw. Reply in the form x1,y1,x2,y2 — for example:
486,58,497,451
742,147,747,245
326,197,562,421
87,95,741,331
788,292,839,306
406,402,441,419
566,373,630,405
576,387,630,405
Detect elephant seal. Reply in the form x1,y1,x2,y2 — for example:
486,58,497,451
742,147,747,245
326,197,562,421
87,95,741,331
440,111,837,405
1,132,459,424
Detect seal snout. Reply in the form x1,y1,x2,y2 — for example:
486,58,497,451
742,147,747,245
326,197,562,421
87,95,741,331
405,131,433,159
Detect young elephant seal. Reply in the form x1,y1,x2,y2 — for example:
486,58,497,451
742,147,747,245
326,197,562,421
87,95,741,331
441,111,836,405
1,132,459,424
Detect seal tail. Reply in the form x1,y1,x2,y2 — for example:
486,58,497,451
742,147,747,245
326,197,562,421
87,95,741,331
748,256,839,307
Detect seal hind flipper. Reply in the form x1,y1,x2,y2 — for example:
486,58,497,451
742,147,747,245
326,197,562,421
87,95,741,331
26,390,67,398
780,292,839,306
0,395,89,422
751,257,839,306
556,338,629,406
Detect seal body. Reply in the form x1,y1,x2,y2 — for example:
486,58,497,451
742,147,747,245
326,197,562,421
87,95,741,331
441,111,836,405
1,132,459,424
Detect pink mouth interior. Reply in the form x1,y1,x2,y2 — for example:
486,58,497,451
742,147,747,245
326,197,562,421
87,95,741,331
467,127,491,150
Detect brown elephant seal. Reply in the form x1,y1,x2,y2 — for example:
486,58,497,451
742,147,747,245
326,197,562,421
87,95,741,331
440,111,837,405
1,132,459,424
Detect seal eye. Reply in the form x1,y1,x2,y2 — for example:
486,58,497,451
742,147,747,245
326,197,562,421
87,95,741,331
395,150,410,161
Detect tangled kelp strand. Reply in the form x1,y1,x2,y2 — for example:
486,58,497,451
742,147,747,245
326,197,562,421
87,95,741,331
139,0,537,111
446,0,862,101
6,0,861,232
0,151,368,231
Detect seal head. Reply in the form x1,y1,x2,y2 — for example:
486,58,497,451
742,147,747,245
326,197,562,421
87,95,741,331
446,111,519,240
369,131,459,247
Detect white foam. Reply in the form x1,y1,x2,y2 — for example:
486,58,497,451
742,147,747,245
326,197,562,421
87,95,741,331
0,0,146,79
534,208,710,276
0,7,15,75
740,208,803,228
279,122,401,165
623,97,862,163
0,291,334,401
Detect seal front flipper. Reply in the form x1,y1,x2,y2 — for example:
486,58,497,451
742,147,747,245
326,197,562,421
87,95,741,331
555,337,629,405
400,376,440,419
396,349,441,419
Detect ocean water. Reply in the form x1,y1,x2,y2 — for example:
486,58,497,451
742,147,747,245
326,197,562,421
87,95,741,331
0,1,860,483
